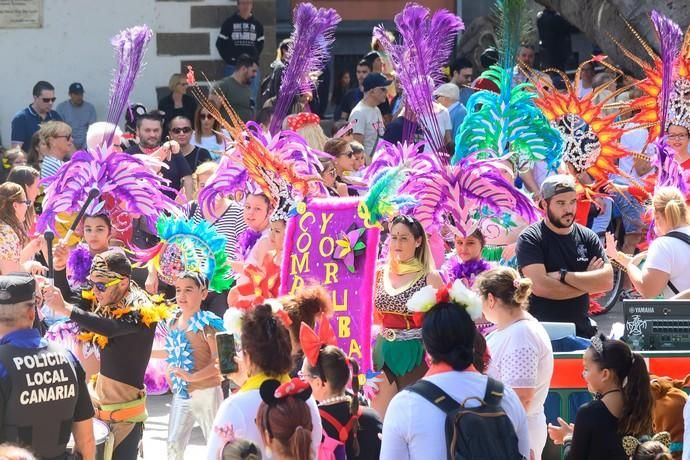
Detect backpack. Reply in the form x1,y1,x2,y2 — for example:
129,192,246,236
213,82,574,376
406,377,524,460
662,231,690,294
317,407,361,460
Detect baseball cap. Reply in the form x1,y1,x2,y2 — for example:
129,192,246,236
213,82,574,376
69,83,85,94
434,83,460,101
363,73,393,92
0,273,35,305
540,174,577,200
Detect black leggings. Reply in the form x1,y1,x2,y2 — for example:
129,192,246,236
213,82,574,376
112,422,143,460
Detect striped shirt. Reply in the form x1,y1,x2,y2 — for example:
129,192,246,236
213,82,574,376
187,200,247,260
41,155,65,179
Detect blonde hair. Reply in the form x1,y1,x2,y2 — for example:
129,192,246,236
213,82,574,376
38,121,71,148
168,73,184,93
192,161,219,199
296,124,328,151
221,439,262,460
476,267,532,310
652,186,690,230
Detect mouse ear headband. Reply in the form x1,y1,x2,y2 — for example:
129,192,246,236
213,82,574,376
259,377,312,406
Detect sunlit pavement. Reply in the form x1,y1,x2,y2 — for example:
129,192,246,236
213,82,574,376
141,394,207,459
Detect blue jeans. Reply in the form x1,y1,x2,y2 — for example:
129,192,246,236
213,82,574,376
224,64,261,107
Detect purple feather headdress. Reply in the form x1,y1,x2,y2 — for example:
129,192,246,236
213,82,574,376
443,257,492,286
374,4,464,159
362,140,440,182
237,228,263,261
650,11,682,135
269,3,341,134
103,26,153,147
37,146,179,241
66,245,93,289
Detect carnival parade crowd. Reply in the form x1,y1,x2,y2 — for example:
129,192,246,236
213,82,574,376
2,0,690,459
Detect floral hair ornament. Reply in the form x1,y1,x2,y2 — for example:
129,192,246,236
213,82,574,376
259,378,312,405
512,278,521,288
265,298,293,327
590,334,605,355
407,279,483,320
622,432,671,457
299,316,337,367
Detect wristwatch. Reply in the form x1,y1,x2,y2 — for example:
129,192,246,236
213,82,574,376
559,269,568,284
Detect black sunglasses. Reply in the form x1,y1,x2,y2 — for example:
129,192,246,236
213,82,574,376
41,97,57,103
171,127,192,134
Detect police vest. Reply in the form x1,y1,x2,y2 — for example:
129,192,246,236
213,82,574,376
0,342,80,459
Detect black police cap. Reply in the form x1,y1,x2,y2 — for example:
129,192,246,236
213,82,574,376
0,273,35,305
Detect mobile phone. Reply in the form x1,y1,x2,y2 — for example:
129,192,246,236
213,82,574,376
216,332,238,374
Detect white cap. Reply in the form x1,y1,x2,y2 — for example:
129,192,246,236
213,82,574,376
433,83,460,101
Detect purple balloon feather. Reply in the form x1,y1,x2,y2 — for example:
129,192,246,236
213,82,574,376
374,4,463,159
269,3,341,134
650,10,682,135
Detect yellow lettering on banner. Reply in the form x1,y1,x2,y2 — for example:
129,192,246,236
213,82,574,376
338,316,351,337
348,340,362,359
332,289,348,312
290,275,304,295
320,213,334,234
324,263,339,284
290,253,310,275
296,233,312,254
299,212,315,232
319,237,335,258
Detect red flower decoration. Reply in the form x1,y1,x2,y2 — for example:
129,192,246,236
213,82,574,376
435,284,450,304
186,65,196,86
275,309,293,328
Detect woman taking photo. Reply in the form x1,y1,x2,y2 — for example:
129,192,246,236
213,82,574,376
0,182,41,275
372,215,443,417
300,317,382,460
477,267,554,460
548,335,653,459
206,304,322,460
607,186,690,298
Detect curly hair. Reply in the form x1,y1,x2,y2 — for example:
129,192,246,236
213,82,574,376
241,304,292,375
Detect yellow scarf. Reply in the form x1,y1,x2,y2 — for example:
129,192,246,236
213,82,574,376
239,372,290,392
391,257,425,275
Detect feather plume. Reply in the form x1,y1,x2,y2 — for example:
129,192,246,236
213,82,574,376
362,141,439,182
270,3,341,134
650,10,683,134
374,4,463,158
38,146,179,244
361,166,415,226
198,158,252,218
653,139,687,194
104,26,153,146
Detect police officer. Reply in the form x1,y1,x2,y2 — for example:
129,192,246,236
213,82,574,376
0,273,95,460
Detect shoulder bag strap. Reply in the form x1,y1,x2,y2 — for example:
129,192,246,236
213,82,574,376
661,232,690,294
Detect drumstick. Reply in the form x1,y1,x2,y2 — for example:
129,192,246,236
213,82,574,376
44,231,54,281
62,188,100,244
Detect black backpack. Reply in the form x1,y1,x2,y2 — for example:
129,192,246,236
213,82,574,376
406,377,524,460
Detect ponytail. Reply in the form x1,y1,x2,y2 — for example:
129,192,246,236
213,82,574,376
288,425,312,460
620,352,653,436
349,358,361,456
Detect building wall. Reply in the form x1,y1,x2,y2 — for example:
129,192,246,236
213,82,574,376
0,0,276,148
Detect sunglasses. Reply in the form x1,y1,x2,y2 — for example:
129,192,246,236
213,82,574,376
171,127,192,134
41,97,57,103
54,134,73,140
87,278,123,292
338,151,354,158
199,114,213,120
17,199,32,206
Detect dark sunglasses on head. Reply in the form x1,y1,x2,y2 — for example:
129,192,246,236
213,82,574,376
41,97,56,103
171,127,192,134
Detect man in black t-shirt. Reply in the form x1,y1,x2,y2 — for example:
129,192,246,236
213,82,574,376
516,175,613,337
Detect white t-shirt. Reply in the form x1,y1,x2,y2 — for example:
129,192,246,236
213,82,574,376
205,388,322,460
381,371,530,460
349,101,384,156
487,316,554,458
616,124,653,184
645,226,690,298
192,132,227,160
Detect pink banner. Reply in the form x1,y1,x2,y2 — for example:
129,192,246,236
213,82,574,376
280,197,380,373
